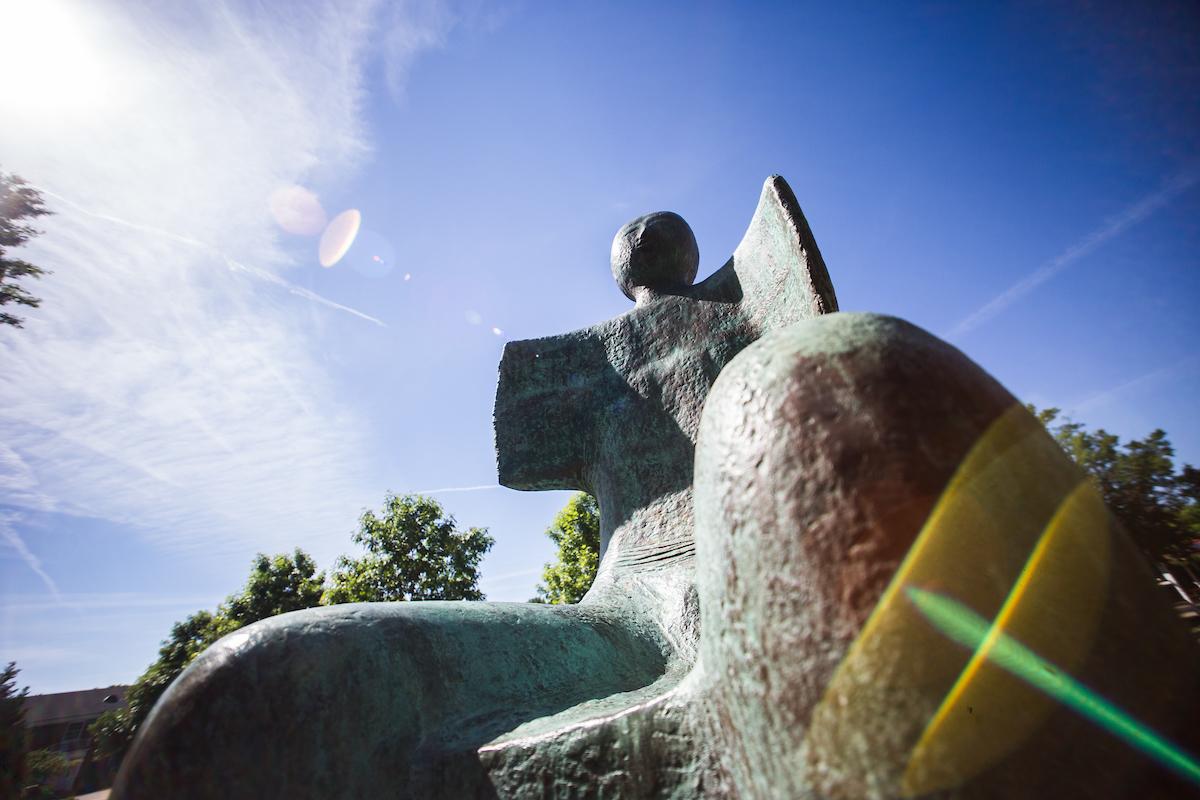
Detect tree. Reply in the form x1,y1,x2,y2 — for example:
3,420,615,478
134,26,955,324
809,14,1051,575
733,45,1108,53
91,550,324,761
221,549,325,628
534,493,600,605
324,493,494,604
24,748,69,798
1,662,29,799
0,171,51,328
1033,407,1199,590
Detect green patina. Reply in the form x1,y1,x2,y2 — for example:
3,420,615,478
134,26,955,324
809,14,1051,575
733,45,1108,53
113,177,1199,799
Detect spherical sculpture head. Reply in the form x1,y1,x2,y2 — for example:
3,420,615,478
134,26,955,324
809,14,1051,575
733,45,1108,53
610,211,699,302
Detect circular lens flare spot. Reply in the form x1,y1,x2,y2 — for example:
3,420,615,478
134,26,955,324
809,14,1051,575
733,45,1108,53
270,185,327,236
319,209,361,268
345,229,395,279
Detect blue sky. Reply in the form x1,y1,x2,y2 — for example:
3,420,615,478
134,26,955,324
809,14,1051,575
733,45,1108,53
1,0,1196,694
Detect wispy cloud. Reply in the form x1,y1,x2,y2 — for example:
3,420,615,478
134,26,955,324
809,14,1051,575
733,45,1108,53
0,592,217,613
0,513,62,602
378,0,460,99
0,0,455,560
0,445,56,513
948,168,1200,340
39,189,385,326
0,647,83,666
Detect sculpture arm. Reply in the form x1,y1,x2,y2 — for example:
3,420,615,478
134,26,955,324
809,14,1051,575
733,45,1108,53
113,601,667,799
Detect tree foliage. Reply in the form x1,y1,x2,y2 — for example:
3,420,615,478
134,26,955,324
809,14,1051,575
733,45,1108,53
1,662,29,799
0,171,51,328
324,493,494,603
1033,407,1200,581
534,493,600,605
24,748,69,791
91,550,324,760
222,550,326,628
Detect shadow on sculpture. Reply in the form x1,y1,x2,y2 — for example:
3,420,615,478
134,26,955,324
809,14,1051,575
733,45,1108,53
113,177,1200,799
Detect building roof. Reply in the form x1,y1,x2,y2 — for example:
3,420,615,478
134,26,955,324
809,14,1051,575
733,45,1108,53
24,685,129,727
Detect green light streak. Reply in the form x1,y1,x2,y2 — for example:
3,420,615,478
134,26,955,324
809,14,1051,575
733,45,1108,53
905,586,1200,786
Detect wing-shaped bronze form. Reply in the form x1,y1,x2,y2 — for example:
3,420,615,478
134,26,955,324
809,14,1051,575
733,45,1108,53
695,174,838,327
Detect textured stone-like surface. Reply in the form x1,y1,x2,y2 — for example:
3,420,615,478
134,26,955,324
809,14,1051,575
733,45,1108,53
483,175,838,792
692,313,1200,798
114,602,668,799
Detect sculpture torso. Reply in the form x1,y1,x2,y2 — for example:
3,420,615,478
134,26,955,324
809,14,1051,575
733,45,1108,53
494,176,838,611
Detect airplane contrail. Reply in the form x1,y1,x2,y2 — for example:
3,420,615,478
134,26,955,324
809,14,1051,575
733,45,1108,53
408,484,501,495
38,188,386,327
483,567,541,583
947,168,1199,341
0,513,63,603
1069,355,1199,415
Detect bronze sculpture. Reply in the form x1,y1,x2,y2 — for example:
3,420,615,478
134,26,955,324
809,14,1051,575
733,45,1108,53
114,177,1199,798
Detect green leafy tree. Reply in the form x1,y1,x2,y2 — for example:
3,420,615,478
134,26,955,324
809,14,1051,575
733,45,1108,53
534,493,600,605
24,748,69,796
324,494,494,603
1033,407,1199,585
1178,465,1200,544
0,171,51,328
221,549,326,628
1,662,29,798
91,550,324,761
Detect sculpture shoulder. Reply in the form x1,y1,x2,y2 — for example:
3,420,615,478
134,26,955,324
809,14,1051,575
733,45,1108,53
693,311,1016,573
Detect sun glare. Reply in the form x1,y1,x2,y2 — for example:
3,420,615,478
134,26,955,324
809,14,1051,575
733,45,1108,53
0,0,113,115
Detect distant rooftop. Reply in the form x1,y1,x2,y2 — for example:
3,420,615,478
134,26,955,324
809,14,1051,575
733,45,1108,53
24,685,129,727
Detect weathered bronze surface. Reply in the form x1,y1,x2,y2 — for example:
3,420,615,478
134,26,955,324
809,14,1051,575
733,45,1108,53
113,177,1199,798
485,176,837,796
694,314,1200,798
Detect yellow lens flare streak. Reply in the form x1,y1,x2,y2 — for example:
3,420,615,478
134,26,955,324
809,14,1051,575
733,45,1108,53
800,405,1088,793
905,586,1200,787
902,479,1111,794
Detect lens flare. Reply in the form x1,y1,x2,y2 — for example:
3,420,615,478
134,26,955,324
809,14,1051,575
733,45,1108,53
802,406,1095,792
318,209,361,268
344,229,395,279
902,479,1111,793
269,185,326,236
906,586,1200,787
800,403,1197,796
